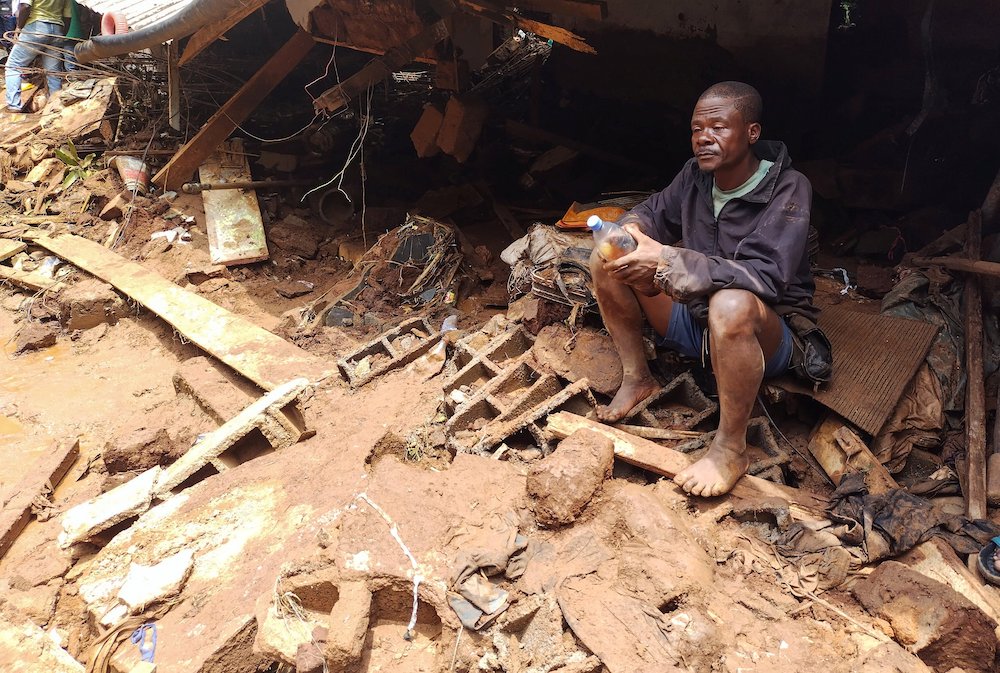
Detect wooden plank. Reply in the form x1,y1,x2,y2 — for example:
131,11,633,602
166,39,181,131
807,413,896,495
964,211,987,520
28,232,332,390
0,240,26,262
179,0,271,66
545,411,830,520
314,19,451,113
0,440,79,560
153,30,316,191
910,255,1000,279
457,0,596,53
509,0,607,20
989,379,1000,505
0,265,65,292
199,138,269,266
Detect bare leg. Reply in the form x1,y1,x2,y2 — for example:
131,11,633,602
590,249,667,422
674,289,784,496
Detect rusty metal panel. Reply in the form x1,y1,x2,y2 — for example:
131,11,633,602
199,138,269,266
778,305,939,435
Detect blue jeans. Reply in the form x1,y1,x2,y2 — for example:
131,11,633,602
4,20,64,110
0,15,15,51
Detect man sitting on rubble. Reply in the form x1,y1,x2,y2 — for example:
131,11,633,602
3,0,68,112
591,81,827,497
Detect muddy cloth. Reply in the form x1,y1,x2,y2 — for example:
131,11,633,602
728,526,856,597
828,472,1000,562
501,223,596,309
448,524,533,629
873,363,945,473
623,140,818,321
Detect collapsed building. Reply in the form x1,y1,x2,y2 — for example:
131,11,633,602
2,1,1000,672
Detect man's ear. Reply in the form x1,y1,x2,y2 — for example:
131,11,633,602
748,122,761,145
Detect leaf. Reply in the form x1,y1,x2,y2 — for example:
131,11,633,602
54,148,77,166
62,171,80,190
64,139,79,163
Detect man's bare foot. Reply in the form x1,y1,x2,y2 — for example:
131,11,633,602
673,439,749,497
596,376,659,423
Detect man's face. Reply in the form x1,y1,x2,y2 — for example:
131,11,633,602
690,95,759,174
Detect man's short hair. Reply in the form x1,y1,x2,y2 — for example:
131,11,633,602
698,81,763,125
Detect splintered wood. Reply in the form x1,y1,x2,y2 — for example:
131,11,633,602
199,138,269,266
777,305,939,435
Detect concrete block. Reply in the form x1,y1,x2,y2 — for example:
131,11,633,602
325,581,372,670
436,95,489,163
853,561,998,673
338,318,439,387
58,279,126,331
117,549,194,613
0,612,84,673
527,430,613,526
58,467,162,548
410,104,443,158
172,356,257,425
155,378,309,494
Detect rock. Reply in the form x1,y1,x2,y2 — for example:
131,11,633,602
853,561,998,673
179,264,228,285
4,580,60,626
99,192,131,221
117,549,194,613
275,280,315,299
527,429,614,526
295,627,327,673
58,279,125,331
436,95,489,163
0,611,84,673
857,642,934,673
14,322,58,354
520,297,572,336
532,325,623,396
268,214,323,259
338,238,368,266
254,568,341,666
410,103,444,158
103,426,181,474
324,581,372,670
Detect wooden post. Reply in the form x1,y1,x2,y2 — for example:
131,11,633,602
179,0,271,66
153,30,316,191
990,380,1000,505
910,256,1000,279
964,210,987,520
166,39,181,132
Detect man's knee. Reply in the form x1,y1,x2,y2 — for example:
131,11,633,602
590,247,608,278
708,289,765,339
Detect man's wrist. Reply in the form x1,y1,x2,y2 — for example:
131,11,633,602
653,246,676,291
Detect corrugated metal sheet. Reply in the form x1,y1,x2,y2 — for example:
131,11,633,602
75,0,193,33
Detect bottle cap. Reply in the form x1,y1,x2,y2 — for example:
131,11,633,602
586,215,602,230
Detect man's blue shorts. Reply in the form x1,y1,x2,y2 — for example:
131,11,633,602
657,302,793,378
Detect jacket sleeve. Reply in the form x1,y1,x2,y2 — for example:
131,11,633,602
653,174,811,304
619,170,685,246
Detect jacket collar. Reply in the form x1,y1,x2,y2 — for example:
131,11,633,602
691,139,791,205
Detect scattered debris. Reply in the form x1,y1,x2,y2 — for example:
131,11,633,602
527,429,613,526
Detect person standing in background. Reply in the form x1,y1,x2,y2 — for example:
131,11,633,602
3,0,68,112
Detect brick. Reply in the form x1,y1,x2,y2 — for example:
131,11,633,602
410,104,443,158
58,279,125,331
324,581,372,670
436,95,489,163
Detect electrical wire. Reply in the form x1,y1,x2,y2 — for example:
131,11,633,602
756,394,836,488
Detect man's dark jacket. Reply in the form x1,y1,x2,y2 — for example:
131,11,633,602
625,140,818,320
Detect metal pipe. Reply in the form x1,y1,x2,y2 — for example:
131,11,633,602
182,179,316,194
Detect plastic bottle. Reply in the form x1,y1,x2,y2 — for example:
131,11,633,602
587,215,637,261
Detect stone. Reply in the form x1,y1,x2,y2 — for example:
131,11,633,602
99,192,130,221
275,280,314,299
58,279,125,331
521,297,572,336
268,214,323,259
324,581,372,670
14,321,58,354
0,611,84,673
338,238,368,266
853,561,998,673
532,325,623,396
117,549,194,613
436,95,489,163
856,642,933,673
254,568,341,666
58,467,162,548
172,356,257,425
103,427,181,474
527,429,614,526
4,580,60,625
180,264,228,285
295,628,327,673
411,103,443,158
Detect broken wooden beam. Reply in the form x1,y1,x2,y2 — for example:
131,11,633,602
910,255,1000,279
456,0,596,53
964,211,987,520
545,411,829,520
153,30,316,191
313,19,451,114
0,439,79,559
807,413,896,495
610,424,703,441
990,382,1000,506
0,239,26,262
179,0,271,66
27,231,332,390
